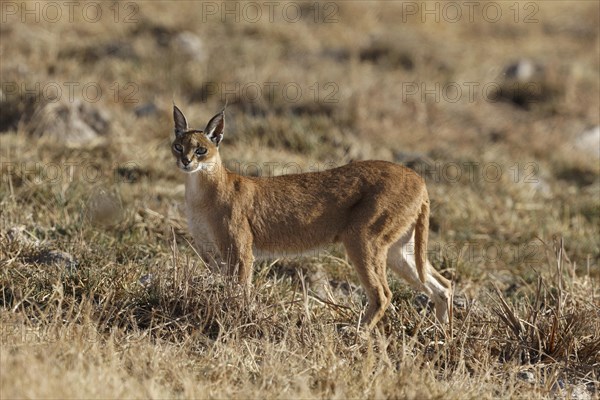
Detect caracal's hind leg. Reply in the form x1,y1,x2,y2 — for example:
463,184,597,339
343,237,392,330
387,228,452,323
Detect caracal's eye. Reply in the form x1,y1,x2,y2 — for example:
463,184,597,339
195,147,207,157
173,143,183,153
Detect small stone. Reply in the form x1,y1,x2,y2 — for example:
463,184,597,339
8,225,28,243
175,32,205,61
139,274,154,287
306,265,330,297
452,294,467,310
516,370,535,384
570,384,593,400
504,59,541,82
574,126,600,160
30,249,78,271
413,293,430,310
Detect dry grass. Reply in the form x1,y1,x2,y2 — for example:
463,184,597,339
1,1,599,398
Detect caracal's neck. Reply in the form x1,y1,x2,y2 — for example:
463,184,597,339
185,154,231,199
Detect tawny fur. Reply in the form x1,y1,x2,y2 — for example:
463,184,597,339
171,105,452,329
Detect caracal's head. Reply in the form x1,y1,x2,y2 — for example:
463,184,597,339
171,105,224,173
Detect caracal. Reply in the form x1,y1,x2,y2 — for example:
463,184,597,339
171,105,452,329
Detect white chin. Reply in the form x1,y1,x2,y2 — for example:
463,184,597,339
179,164,200,173
179,161,213,173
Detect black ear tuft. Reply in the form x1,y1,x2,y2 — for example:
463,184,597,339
204,110,224,146
173,105,188,136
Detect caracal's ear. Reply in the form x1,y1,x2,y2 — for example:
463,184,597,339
173,105,188,136
204,109,224,147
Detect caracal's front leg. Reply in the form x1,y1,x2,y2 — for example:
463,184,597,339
216,222,255,287
235,242,254,286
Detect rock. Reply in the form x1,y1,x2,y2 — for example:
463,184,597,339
516,370,536,384
574,126,600,160
7,226,78,271
452,294,468,310
495,59,560,110
413,293,430,312
29,249,78,271
7,225,39,246
174,32,205,61
504,59,541,82
78,101,110,134
570,384,593,400
306,265,330,298
327,279,362,305
551,381,594,400
27,99,110,145
139,274,154,287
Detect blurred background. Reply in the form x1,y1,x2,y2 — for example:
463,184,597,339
2,0,597,271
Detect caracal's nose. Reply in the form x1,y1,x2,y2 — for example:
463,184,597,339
182,157,190,166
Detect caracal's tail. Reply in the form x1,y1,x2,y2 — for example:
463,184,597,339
414,193,430,284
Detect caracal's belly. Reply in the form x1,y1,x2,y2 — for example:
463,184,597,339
252,246,328,261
